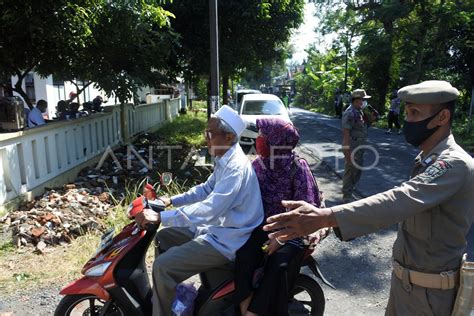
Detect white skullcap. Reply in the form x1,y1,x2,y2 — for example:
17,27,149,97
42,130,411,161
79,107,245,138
215,105,246,137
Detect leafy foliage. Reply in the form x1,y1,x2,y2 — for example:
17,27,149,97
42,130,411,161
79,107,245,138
163,0,304,91
0,0,179,106
297,0,474,116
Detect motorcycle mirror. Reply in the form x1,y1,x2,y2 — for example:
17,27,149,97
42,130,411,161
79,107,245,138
161,172,173,186
143,183,157,200
127,196,147,219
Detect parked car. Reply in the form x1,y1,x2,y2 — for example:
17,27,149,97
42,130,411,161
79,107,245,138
238,93,291,146
232,89,261,111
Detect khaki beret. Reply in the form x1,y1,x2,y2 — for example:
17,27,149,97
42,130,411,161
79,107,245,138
398,80,459,104
351,89,371,99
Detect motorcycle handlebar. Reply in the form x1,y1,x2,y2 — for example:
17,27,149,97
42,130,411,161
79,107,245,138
147,199,166,213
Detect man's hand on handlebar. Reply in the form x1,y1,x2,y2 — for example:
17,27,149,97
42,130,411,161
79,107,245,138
135,208,161,229
159,197,172,208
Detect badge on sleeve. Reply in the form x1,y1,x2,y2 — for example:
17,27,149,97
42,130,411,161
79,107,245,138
413,160,453,184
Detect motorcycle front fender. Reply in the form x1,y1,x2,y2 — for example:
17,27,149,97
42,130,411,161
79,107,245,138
60,276,110,300
305,256,336,290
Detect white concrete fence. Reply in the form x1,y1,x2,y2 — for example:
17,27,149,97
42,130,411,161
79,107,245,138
0,99,181,206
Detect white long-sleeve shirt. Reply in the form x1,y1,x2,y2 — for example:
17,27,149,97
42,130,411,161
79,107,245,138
160,144,264,260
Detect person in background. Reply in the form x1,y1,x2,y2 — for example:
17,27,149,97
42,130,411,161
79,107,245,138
92,95,103,112
28,99,48,128
386,90,402,135
68,91,77,104
56,100,67,119
68,102,80,118
341,89,377,202
23,106,30,125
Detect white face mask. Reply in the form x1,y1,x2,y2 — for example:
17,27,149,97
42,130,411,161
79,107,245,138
362,100,368,108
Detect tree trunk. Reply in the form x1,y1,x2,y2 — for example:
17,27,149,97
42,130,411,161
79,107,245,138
13,82,33,109
412,32,427,84
12,66,36,109
120,102,130,144
468,85,474,133
412,1,431,84
222,75,229,105
70,80,92,104
380,39,393,114
207,78,211,120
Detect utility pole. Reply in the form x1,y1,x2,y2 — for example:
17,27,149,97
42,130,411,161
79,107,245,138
209,0,220,119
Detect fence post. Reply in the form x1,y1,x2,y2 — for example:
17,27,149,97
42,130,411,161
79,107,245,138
165,99,172,121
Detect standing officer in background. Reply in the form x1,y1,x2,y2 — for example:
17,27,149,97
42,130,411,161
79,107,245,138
341,89,376,202
264,80,474,315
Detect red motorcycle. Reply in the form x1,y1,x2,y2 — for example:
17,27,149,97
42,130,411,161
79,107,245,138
55,173,334,315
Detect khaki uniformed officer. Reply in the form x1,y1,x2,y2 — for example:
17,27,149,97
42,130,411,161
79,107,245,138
342,89,376,202
264,80,474,315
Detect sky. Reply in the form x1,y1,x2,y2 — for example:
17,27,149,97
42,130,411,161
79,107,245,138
288,2,338,65
289,3,318,64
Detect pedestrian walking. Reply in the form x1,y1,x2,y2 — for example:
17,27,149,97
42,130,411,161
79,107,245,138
341,89,377,202
264,80,474,316
386,90,402,135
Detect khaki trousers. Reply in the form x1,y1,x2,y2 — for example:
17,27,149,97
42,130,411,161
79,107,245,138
385,272,457,316
151,227,230,316
342,147,365,201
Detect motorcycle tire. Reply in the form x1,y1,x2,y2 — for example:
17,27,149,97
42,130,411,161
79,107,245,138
54,294,125,316
291,274,325,316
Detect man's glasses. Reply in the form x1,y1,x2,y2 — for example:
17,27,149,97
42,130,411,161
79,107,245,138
204,129,225,140
204,130,213,140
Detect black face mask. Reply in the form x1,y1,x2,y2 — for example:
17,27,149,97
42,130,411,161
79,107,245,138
403,110,442,147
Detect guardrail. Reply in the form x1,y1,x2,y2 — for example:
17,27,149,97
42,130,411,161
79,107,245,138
0,99,180,205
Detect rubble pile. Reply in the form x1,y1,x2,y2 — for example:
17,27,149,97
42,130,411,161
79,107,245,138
0,132,208,252
74,132,199,198
0,186,111,252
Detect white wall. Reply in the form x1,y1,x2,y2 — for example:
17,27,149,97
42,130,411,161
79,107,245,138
0,99,181,205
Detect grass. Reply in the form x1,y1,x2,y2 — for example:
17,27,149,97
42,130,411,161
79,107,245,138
0,179,156,293
0,232,100,292
157,100,208,147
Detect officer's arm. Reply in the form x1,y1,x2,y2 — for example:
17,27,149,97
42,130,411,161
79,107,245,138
331,157,468,240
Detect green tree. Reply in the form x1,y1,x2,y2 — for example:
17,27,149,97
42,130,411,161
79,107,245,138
164,0,304,105
306,0,473,116
0,0,96,108
0,0,178,108
83,1,179,104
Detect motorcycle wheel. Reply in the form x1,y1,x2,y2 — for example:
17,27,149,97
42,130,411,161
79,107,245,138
54,294,125,316
290,274,325,316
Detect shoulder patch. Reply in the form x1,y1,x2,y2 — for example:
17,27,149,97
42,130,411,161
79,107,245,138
413,160,453,184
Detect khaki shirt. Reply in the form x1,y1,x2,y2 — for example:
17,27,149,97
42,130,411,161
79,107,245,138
341,105,368,148
332,135,474,272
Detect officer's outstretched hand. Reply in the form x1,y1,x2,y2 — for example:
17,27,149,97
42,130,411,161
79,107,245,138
263,200,336,242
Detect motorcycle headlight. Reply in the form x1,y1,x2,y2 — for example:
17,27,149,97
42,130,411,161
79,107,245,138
84,262,112,277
